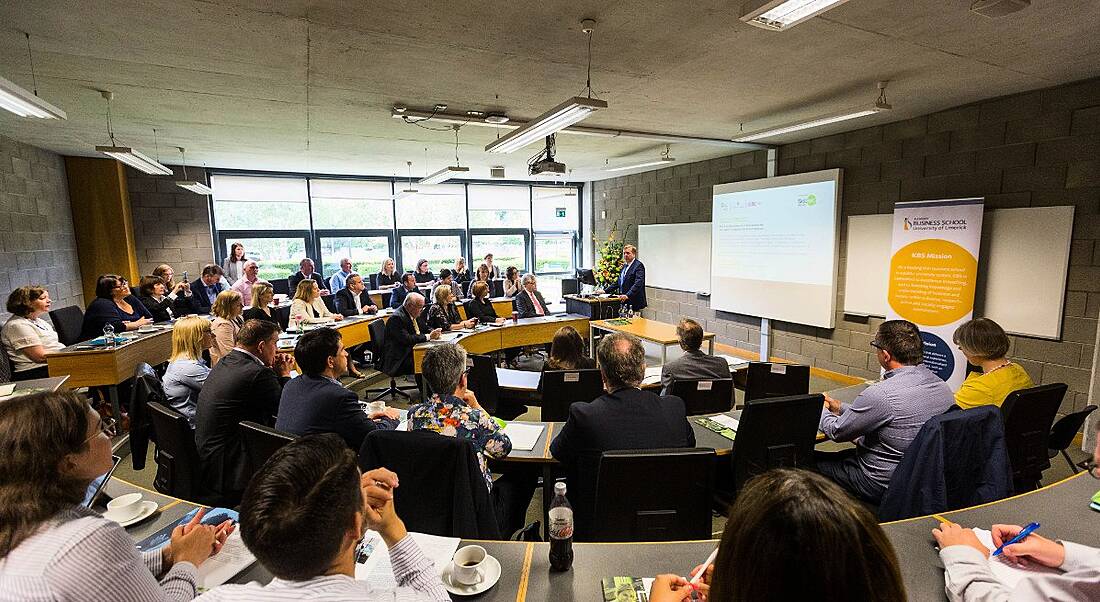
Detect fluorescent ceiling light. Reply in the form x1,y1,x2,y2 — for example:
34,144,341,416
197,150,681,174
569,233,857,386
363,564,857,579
419,165,470,186
0,74,66,119
740,0,852,31
176,181,213,195
485,96,608,154
733,88,891,142
95,145,174,175
393,188,418,201
605,157,676,172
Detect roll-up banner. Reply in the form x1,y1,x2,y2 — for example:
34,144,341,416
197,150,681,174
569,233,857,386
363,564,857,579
887,198,984,390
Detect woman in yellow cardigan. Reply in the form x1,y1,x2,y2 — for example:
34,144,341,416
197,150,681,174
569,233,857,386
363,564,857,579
952,318,1033,409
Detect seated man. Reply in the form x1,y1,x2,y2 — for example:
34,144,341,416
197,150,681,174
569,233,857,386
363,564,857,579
818,319,955,504
514,273,549,318
194,434,449,601
189,263,227,315
550,332,695,536
288,258,328,296
660,318,729,395
382,293,441,377
276,328,399,451
389,273,418,310
333,273,377,317
329,257,354,293
195,319,292,504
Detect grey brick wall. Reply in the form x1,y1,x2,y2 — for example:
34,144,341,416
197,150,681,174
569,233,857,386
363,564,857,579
593,76,1100,415
127,166,215,278
0,134,83,321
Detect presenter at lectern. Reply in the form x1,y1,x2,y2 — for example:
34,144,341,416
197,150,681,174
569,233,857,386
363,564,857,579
608,244,647,311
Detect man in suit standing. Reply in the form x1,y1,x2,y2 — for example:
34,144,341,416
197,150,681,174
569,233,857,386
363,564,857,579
514,273,550,318
288,258,328,296
333,273,377,316
608,244,646,311
276,328,399,450
550,331,695,538
660,318,730,395
189,263,227,315
389,273,418,310
382,293,441,377
195,319,292,504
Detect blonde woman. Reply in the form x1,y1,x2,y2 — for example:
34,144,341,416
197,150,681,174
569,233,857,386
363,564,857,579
209,290,244,365
243,281,280,328
162,316,214,426
290,280,343,325
376,257,400,288
426,284,476,332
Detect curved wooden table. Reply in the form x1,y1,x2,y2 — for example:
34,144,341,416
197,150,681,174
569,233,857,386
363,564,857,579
411,314,590,374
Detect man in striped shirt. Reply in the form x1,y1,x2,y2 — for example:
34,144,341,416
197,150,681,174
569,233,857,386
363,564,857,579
195,434,448,601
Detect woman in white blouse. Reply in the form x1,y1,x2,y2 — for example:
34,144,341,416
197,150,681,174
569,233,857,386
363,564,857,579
2,286,65,380
289,279,342,325
0,389,231,601
209,290,244,366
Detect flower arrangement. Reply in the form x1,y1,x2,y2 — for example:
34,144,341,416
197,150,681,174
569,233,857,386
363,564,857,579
594,232,624,289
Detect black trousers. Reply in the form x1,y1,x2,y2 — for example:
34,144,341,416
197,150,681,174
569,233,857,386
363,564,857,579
492,465,541,537
12,366,50,381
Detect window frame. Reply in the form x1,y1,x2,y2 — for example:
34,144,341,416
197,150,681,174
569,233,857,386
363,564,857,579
532,231,579,276
396,229,468,274
469,228,532,273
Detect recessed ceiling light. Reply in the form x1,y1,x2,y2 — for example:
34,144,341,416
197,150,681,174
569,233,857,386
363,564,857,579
740,0,852,31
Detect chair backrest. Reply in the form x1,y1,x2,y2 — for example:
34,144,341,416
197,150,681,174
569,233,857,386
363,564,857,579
669,378,735,415
1000,383,1068,487
322,294,338,313
465,354,499,415
269,278,290,296
368,273,379,290
49,305,85,346
239,421,296,475
368,318,387,370
460,280,472,298
732,394,823,496
590,448,715,542
744,362,810,403
274,305,291,331
129,363,167,470
491,279,505,297
0,348,12,383
540,369,604,422
147,402,204,501
1048,405,1098,452
359,430,500,539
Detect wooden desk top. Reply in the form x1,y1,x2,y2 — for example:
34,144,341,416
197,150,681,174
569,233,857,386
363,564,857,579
591,317,715,346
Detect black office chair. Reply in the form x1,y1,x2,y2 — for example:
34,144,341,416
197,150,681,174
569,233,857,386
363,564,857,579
743,362,810,404
465,354,500,416
668,378,735,415
322,294,338,313
1000,383,1067,492
239,421,296,474
539,369,604,422
147,401,220,505
49,305,85,346
367,273,378,290
274,305,291,331
362,318,417,401
359,430,500,539
270,278,290,296
491,279,505,297
1047,405,1096,474
720,393,823,505
0,349,12,383
589,448,715,542
128,363,167,470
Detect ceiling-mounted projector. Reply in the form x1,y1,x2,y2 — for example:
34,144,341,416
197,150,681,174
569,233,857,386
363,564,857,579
528,134,566,177
970,0,1030,17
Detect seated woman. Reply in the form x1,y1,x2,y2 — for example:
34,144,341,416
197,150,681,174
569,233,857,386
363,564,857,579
952,317,1033,409
413,258,436,284
475,262,491,284
2,286,65,380
209,290,244,366
426,285,476,332
151,264,193,314
503,266,521,297
453,256,472,286
0,390,231,601
465,281,505,325
242,281,280,327
648,469,906,602
545,325,595,370
80,274,153,340
162,316,213,427
376,257,400,288
289,280,343,325
137,275,178,322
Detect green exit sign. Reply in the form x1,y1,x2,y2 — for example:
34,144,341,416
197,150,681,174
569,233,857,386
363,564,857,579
555,207,567,218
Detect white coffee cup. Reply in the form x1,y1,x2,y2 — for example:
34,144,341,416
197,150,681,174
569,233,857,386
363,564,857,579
367,401,386,415
138,325,155,333
106,493,143,522
450,545,486,586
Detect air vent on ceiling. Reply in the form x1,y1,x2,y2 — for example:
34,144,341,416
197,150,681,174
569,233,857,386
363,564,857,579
970,0,1030,18
490,166,506,179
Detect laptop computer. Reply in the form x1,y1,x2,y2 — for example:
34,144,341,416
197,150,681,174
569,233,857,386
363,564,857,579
82,454,122,508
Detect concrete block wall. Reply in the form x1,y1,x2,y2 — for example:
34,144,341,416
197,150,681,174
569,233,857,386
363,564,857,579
127,166,215,278
593,76,1100,415
0,134,83,321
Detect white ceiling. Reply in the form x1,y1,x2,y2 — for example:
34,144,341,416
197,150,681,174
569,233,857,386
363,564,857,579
1,0,1098,181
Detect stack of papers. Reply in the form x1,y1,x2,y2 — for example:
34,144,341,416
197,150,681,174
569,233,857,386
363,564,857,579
502,422,545,451
355,531,459,588
197,531,256,591
641,366,662,385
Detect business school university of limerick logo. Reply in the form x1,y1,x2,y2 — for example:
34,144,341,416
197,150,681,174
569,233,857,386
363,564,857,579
796,193,817,207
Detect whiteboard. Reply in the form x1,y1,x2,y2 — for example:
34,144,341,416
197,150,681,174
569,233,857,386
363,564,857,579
638,223,712,293
843,206,1074,339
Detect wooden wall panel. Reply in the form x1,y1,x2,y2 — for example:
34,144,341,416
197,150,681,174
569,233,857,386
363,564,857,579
64,157,139,302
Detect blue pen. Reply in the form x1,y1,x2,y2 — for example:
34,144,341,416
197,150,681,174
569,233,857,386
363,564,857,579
991,522,1040,557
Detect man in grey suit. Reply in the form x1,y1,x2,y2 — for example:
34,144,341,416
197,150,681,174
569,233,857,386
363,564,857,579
660,318,729,395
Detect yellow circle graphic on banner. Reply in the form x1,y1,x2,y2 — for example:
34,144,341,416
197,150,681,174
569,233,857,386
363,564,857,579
887,239,978,326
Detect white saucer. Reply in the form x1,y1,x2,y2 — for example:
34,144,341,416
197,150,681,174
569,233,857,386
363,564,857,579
440,555,501,596
104,500,159,527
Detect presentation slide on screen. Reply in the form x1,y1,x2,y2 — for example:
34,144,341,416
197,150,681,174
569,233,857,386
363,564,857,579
710,169,840,328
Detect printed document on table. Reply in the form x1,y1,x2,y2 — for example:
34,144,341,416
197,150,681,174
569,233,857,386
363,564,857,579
355,530,459,588
641,366,662,385
502,422,545,451
709,414,740,431
972,529,1061,587
196,531,255,590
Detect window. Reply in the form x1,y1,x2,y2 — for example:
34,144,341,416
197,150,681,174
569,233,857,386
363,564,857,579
472,234,527,272
211,175,310,230
534,234,575,274
310,180,394,229
222,237,308,281
400,235,463,274
532,186,579,231
468,185,530,228
318,236,392,279
395,185,466,229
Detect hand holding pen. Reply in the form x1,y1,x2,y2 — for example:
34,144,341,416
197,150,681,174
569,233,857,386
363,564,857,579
991,523,1065,568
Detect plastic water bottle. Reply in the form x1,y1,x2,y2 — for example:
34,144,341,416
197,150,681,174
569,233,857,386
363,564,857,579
625,303,633,318
102,324,115,348
548,482,574,571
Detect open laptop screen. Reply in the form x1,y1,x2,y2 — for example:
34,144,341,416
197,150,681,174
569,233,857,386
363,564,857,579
82,454,122,508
